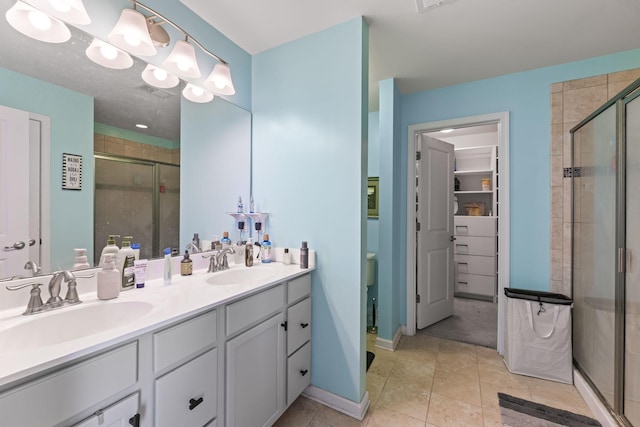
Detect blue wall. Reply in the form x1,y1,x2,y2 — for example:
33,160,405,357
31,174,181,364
379,48,640,327
0,67,94,270
252,18,369,403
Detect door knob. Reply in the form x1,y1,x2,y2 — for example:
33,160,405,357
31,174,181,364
3,241,26,251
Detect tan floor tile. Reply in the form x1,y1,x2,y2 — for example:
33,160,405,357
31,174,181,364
479,380,531,412
390,358,436,384
435,352,479,379
432,370,482,406
314,404,370,427
366,372,387,407
438,339,477,359
478,360,528,388
309,420,332,427
367,352,396,378
426,392,483,427
367,406,426,427
377,376,431,421
475,346,502,368
481,406,503,427
273,396,322,427
523,376,595,417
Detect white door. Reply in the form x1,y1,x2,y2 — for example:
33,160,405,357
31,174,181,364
416,135,455,329
0,105,31,279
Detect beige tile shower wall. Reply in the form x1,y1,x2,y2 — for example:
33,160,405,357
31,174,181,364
550,68,640,296
94,134,180,165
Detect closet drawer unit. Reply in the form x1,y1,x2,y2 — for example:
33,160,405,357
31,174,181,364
454,216,496,237
287,342,311,406
154,309,217,373
287,297,311,355
226,284,285,336
454,236,496,257
155,348,218,427
455,254,496,277
455,273,495,296
288,274,311,304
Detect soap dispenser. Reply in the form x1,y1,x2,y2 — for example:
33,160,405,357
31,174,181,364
117,236,136,290
97,254,120,300
72,248,90,270
245,238,254,267
99,234,120,267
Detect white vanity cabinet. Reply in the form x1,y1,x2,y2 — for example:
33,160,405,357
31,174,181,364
286,275,311,406
74,392,140,427
454,216,497,300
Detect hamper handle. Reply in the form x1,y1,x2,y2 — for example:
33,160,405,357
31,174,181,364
526,302,559,338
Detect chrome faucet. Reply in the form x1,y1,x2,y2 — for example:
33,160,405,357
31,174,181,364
185,242,201,254
24,260,41,276
47,270,75,308
205,247,235,273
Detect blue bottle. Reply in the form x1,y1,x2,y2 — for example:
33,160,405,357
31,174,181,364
261,234,272,263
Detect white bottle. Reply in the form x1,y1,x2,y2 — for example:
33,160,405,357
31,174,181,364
117,236,136,290
72,248,90,269
97,254,120,300
99,234,120,267
163,248,172,285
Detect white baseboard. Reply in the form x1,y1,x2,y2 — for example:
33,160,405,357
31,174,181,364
374,326,402,351
302,385,370,420
573,369,618,427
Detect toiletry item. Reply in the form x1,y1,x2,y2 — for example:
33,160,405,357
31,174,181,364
117,236,136,290
249,195,255,213
99,234,120,267
163,247,172,285
181,250,193,276
192,233,200,251
237,196,243,213
212,235,222,250
234,241,245,265
134,259,147,288
221,231,232,247
72,248,90,269
283,248,291,265
261,234,272,263
131,243,140,260
300,241,309,269
245,239,254,267
97,254,120,300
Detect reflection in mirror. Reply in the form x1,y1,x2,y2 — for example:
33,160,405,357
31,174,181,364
0,0,252,278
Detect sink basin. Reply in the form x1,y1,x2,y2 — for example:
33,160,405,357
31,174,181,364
206,266,280,285
0,301,154,352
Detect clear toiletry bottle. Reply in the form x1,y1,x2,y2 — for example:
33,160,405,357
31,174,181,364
97,254,120,300
131,243,140,260
245,238,254,267
237,196,243,213
249,195,255,213
163,247,172,285
73,248,90,270
221,231,232,247
300,241,309,269
283,248,291,265
261,234,272,263
234,240,245,265
181,250,193,276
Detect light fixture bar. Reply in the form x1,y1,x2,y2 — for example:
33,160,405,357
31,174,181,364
130,0,227,65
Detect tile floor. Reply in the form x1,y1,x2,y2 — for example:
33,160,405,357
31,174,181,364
274,333,596,427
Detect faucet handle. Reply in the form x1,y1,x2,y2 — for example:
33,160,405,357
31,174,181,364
6,282,45,315
64,272,94,305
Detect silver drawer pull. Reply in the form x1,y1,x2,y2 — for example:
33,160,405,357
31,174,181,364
457,281,468,285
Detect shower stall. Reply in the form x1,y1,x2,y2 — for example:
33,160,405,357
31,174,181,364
572,78,640,426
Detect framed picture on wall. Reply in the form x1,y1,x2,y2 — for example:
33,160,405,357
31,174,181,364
368,177,379,218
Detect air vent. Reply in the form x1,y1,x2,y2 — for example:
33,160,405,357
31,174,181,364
135,83,174,99
416,0,458,13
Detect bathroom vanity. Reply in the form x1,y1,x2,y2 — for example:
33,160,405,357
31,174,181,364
0,262,312,427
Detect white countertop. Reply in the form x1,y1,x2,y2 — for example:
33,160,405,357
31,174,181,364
0,262,313,389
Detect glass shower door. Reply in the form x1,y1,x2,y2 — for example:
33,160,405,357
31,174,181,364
625,93,640,425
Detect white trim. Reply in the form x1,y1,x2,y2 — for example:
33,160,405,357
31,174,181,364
302,386,370,421
29,113,50,273
375,325,402,351
406,112,510,354
573,369,618,427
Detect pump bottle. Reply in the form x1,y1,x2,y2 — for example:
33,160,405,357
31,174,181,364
97,254,120,300
99,234,120,267
117,236,136,290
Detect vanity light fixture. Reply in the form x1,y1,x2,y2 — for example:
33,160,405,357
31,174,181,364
182,83,213,103
162,39,201,79
27,0,90,25
85,38,133,69
440,128,454,133
141,64,179,89
135,123,148,129
204,63,235,96
5,0,71,43
107,8,157,56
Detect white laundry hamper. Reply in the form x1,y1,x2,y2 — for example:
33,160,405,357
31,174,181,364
503,288,574,384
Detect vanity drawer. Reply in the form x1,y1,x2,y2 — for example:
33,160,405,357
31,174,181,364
154,309,217,373
454,236,496,257
454,216,496,237
288,274,311,304
287,297,311,355
455,254,495,277
226,284,285,336
455,273,495,296
74,392,139,427
287,342,311,406
0,342,137,427
155,348,218,427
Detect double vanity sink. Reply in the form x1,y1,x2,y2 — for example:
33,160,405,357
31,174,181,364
0,260,314,427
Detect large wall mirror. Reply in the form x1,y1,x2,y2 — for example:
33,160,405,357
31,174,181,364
0,0,251,276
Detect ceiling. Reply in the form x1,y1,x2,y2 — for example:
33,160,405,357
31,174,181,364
181,0,640,111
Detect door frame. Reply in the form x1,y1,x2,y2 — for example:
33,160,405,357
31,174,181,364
406,111,510,353
30,113,51,272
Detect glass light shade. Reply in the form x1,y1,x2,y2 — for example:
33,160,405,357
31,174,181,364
141,64,179,89
108,8,156,56
163,40,201,79
6,1,70,43
85,38,133,70
182,83,213,103
204,63,236,95
27,0,90,25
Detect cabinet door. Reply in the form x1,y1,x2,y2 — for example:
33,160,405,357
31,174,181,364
226,312,286,427
287,297,311,355
74,393,139,427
